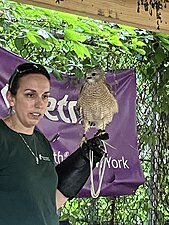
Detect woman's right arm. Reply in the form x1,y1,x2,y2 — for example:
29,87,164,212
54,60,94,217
56,189,68,209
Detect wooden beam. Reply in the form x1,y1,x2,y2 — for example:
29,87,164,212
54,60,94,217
13,0,169,34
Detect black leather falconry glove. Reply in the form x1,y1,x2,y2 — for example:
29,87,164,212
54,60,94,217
55,133,109,199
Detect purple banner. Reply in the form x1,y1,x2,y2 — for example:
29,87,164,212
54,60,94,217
0,47,145,197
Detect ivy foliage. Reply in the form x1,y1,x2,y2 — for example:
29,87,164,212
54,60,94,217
0,0,169,224
0,0,148,76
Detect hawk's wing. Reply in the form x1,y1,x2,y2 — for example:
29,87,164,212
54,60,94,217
103,78,112,93
103,78,119,114
76,84,85,122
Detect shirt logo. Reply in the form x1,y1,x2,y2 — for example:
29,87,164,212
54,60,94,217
39,154,50,162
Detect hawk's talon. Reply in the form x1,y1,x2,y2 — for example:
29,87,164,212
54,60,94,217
94,129,106,137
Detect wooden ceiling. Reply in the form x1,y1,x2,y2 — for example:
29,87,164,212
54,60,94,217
13,0,169,34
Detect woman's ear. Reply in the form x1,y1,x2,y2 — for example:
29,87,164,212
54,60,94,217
6,91,15,107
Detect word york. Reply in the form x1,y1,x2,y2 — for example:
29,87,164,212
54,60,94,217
53,151,130,169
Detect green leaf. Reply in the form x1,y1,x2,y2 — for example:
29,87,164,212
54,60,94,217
0,17,4,26
162,43,169,52
35,36,50,50
157,35,169,45
64,28,86,42
72,42,90,59
14,37,24,50
71,67,84,78
132,38,146,47
154,47,165,64
57,11,78,25
108,36,123,46
118,24,137,35
147,67,156,75
26,31,38,43
135,48,146,55
52,70,63,80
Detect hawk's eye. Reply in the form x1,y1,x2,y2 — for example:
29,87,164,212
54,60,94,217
92,72,96,76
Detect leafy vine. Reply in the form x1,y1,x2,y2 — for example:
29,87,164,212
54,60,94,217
137,0,169,29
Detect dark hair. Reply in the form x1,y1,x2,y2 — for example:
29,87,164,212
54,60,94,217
8,63,50,95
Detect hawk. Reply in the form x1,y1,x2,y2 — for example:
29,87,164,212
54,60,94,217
77,67,118,145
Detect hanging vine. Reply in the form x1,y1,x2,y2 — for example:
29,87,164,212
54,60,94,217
137,0,169,29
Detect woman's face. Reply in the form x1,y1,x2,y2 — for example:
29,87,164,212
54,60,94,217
7,73,50,130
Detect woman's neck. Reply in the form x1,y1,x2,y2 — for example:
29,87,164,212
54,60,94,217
3,116,34,135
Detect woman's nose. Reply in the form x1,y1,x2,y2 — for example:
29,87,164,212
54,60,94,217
35,97,44,108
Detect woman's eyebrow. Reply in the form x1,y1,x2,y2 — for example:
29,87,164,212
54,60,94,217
24,89,36,92
44,91,50,95
24,89,50,94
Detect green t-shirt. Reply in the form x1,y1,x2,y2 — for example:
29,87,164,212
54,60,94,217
0,119,59,225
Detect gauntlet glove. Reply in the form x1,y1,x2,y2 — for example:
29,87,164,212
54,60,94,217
55,133,108,199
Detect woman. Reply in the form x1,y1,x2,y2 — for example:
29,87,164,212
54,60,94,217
0,63,106,225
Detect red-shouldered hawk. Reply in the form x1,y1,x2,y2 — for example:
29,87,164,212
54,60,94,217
77,67,118,144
